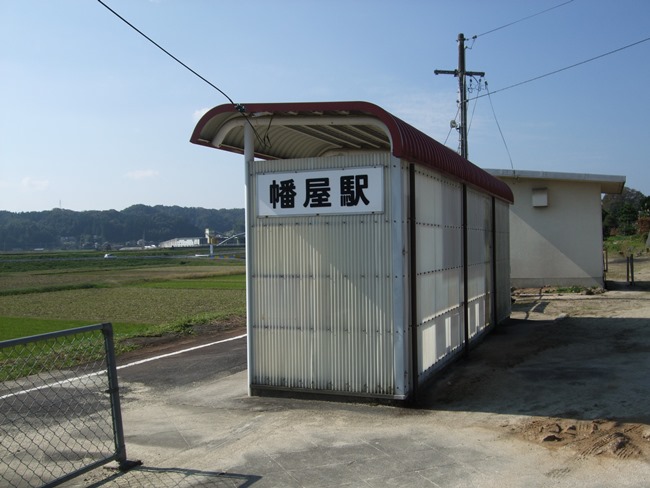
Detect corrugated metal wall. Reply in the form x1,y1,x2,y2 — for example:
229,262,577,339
247,154,511,400
247,153,404,397
413,167,465,381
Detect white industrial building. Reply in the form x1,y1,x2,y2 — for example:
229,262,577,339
192,101,513,402
158,237,206,248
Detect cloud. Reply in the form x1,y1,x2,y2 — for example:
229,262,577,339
125,169,160,180
374,88,459,145
192,107,210,123
393,94,456,132
21,176,50,191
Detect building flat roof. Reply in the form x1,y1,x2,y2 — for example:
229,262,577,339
486,169,626,194
191,101,514,203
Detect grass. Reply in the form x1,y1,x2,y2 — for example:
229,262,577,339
134,274,245,289
0,286,245,328
0,331,109,382
604,234,648,256
0,316,163,342
0,251,247,364
0,253,244,274
0,282,104,297
0,250,249,378
0,309,245,381
1,317,108,341
551,286,585,294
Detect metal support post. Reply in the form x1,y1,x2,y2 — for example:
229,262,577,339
244,119,255,396
102,323,141,472
408,163,419,401
462,185,470,357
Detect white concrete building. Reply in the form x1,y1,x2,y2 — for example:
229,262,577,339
158,237,206,248
487,169,625,288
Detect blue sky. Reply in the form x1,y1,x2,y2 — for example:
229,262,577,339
1,0,649,212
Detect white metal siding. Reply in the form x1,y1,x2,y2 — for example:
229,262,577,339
413,167,465,382
248,153,401,397
246,154,511,400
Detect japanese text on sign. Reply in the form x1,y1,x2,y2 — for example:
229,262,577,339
257,167,384,216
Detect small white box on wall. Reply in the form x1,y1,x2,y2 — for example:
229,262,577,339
532,187,548,207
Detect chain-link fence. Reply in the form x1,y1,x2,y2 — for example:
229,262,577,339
0,323,139,487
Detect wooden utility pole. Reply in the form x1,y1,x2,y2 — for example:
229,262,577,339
435,33,485,159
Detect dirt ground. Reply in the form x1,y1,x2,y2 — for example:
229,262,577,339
420,255,650,464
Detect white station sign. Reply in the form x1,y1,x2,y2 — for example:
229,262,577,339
257,167,384,217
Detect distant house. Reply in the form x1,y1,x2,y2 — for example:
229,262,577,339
487,169,625,288
158,237,206,248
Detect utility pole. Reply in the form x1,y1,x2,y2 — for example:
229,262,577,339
435,33,485,160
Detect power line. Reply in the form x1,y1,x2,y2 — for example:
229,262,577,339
97,0,241,111
485,81,515,172
470,35,650,101
96,0,273,148
443,106,460,146
474,0,575,39
466,76,483,136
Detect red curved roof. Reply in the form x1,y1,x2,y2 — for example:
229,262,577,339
190,101,513,203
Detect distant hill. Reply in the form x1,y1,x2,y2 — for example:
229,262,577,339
0,205,245,251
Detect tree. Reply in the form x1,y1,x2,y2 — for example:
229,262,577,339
602,187,647,236
640,196,650,216
618,203,639,235
0,206,245,251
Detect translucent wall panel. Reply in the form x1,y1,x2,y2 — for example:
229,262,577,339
414,168,464,379
466,188,493,340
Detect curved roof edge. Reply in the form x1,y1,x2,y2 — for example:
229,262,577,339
191,101,514,203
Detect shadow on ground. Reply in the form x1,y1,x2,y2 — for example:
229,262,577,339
606,280,650,291
411,297,650,459
605,256,650,291
416,315,650,425
87,466,261,487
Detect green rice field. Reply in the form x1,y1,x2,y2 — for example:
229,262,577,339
0,251,246,343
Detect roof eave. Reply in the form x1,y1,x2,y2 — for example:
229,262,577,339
486,169,626,195
191,102,514,203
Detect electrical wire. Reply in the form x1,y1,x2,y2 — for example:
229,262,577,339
443,106,460,146
97,0,237,108
466,76,483,136
96,0,270,149
474,0,575,39
469,35,650,102
485,81,515,172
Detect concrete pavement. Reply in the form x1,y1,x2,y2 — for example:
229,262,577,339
61,296,650,488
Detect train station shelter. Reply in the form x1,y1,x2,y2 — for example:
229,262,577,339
192,101,514,401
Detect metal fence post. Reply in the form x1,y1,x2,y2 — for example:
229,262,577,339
1,323,141,487
101,323,141,472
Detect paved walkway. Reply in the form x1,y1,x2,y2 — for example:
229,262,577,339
63,309,650,487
